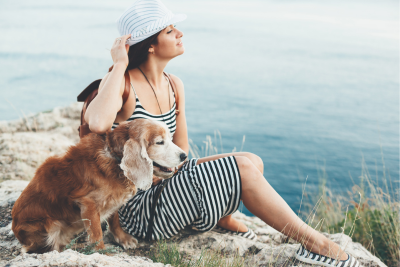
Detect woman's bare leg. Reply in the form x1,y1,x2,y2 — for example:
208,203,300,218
234,155,348,260
196,152,264,233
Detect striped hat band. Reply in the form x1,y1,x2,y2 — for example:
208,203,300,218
116,0,187,46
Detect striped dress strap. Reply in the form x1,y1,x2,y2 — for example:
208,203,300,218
130,82,138,98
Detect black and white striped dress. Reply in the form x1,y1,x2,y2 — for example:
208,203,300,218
113,75,242,240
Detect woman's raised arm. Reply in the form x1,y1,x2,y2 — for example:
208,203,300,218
84,34,131,133
170,74,189,155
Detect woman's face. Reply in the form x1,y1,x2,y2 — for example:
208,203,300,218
152,24,184,59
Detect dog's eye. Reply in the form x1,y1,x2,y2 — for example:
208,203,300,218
156,141,164,145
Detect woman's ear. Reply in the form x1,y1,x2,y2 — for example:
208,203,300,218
148,45,155,54
119,139,153,190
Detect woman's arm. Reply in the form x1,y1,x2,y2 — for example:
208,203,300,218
84,34,131,134
169,74,189,155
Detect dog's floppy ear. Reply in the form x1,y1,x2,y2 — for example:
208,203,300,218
119,139,153,190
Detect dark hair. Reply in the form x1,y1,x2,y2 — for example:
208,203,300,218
108,30,162,72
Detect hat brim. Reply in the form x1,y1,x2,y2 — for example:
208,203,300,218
126,13,187,46
165,13,187,27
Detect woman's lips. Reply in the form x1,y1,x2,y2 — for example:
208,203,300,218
177,41,183,46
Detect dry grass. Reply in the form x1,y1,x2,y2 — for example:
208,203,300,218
188,130,245,158
301,156,399,266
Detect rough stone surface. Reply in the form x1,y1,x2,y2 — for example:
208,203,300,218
0,105,388,267
0,180,29,208
1,249,170,267
0,102,82,137
0,102,81,182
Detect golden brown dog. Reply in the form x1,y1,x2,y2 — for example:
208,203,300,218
11,119,187,253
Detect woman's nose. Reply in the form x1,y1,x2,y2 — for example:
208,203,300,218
177,29,183,38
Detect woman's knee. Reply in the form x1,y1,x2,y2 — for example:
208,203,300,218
241,152,264,174
234,156,261,179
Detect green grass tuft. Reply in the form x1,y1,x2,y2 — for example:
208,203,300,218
149,239,190,267
149,239,258,267
63,220,120,255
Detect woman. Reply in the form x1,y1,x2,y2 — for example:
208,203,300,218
85,0,361,266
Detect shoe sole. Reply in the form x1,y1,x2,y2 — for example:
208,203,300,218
295,253,337,267
295,251,361,267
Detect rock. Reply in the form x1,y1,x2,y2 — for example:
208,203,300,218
0,180,29,207
0,102,82,136
0,249,171,267
0,222,21,261
0,103,81,182
165,229,266,257
249,243,299,266
0,132,75,181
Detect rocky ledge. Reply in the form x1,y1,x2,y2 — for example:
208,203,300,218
0,103,387,267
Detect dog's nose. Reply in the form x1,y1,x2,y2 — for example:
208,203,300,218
180,153,187,162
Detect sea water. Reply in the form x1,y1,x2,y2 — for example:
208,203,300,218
0,0,398,215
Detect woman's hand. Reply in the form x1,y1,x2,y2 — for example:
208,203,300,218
152,166,179,185
110,34,131,68
152,175,163,186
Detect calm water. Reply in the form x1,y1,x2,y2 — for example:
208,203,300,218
1,0,398,216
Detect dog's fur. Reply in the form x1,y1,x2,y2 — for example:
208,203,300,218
11,119,186,253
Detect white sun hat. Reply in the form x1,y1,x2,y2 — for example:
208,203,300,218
116,0,187,46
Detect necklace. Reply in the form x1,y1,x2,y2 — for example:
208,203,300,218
138,67,171,123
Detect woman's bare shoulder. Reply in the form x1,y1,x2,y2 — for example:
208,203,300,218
168,73,185,94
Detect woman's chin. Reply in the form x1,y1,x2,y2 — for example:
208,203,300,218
177,46,185,55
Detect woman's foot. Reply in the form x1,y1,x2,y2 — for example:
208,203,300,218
217,215,248,232
213,225,257,240
296,232,348,261
215,215,257,241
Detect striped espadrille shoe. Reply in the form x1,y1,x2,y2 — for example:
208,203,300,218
295,245,363,267
212,225,258,241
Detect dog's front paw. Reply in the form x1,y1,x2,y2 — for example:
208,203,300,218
114,232,138,250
